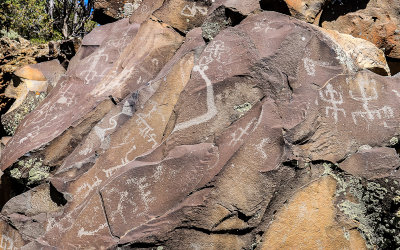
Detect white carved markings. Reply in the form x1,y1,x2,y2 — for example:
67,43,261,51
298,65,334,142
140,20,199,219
349,78,394,125
229,118,257,146
76,176,102,199
319,83,346,123
303,58,331,76
393,89,400,98
181,2,208,17
173,40,230,132
79,47,109,84
125,176,155,217
0,234,14,250
77,223,107,238
107,189,138,224
256,138,271,159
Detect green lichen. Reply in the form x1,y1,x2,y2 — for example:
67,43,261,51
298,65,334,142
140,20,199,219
234,102,252,113
2,92,46,135
393,196,400,205
10,168,21,179
14,157,50,184
28,165,50,184
390,137,399,146
323,163,400,249
202,20,230,41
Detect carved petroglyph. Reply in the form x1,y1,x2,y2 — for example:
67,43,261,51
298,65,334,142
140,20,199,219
106,26,136,54
256,138,270,159
76,176,102,198
126,176,155,216
136,114,157,148
79,47,109,84
392,89,400,98
93,67,135,97
181,3,208,17
103,141,136,178
229,118,257,146
303,58,331,76
350,78,394,125
319,83,346,123
173,41,229,132
0,234,14,250
77,223,107,238
152,165,163,181
108,190,137,224
252,19,272,33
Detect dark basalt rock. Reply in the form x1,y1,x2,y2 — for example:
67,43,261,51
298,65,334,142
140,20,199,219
0,1,400,249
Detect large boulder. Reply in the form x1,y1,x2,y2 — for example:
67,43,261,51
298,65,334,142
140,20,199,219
0,4,399,250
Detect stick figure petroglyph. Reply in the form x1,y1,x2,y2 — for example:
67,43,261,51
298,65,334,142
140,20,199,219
350,78,394,125
229,118,257,146
319,83,346,123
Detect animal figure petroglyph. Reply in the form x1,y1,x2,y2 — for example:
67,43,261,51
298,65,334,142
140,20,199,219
181,3,208,17
173,41,229,132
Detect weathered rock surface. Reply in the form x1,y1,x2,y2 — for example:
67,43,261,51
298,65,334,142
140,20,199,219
0,2,400,250
319,0,400,59
1,60,66,136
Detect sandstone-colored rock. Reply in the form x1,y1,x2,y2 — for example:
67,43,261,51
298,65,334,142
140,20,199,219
14,66,47,81
1,60,65,136
262,176,366,249
320,0,400,59
153,0,210,33
285,0,330,23
321,28,391,76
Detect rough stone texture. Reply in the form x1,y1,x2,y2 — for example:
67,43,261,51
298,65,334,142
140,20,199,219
262,176,366,249
284,0,330,23
0,3,400,250
153,0,210,33
320,0,400,59
321,28,391,76
1,60,66,136
93,0,145,24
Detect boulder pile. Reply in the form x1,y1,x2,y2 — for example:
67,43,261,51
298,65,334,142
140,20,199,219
0,0,400,249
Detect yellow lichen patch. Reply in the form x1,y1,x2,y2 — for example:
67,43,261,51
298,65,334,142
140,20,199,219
261,176,366,250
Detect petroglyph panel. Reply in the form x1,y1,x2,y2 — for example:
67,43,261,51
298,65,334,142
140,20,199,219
348,75,394,126
100,143,219,237
0,20,140,171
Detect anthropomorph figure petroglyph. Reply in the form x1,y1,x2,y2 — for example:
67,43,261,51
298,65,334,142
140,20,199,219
229,118,257,146
319,83,346,123
349,77,394,125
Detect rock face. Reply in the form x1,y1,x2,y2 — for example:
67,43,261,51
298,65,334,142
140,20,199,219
1,1,400,249
319,0,400,60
